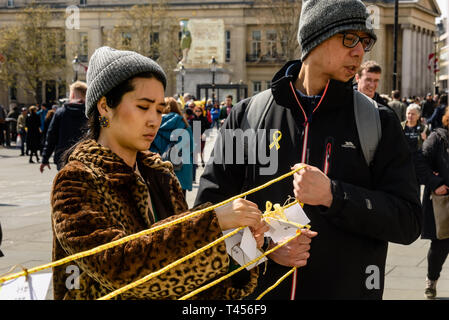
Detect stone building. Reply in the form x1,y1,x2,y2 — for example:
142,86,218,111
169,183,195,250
0,0,442,109
437,17,448,93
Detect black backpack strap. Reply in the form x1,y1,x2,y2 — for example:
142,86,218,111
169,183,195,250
241,89,274,132
353,90,382,166
240,90,274,192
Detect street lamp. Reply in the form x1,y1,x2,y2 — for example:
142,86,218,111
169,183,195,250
180,64,186,96
210,56,217,104
72,55,80,82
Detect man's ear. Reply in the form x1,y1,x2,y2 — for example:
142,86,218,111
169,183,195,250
355,74,360,82
97,97,108,116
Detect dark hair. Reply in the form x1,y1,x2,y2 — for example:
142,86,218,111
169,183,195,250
357,60,382,77
165,97,189,127
61,71,163,167
438,94,447,106
392,90,401,99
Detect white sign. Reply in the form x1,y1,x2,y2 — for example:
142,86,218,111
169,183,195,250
0,273,52,300
186,19,225,66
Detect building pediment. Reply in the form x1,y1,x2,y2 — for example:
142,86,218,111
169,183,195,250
366,0,441,16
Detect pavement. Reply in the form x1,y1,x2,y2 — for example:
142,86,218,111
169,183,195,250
0,130,448,300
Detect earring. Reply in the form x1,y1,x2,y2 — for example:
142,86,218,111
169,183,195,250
99,116,109,128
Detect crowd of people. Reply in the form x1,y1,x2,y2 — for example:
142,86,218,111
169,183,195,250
0,0,448,301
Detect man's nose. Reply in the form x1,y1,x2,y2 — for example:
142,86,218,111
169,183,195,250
350,41,365,57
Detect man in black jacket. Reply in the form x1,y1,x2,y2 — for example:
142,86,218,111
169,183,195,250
195,0,422,300
40,81,87,172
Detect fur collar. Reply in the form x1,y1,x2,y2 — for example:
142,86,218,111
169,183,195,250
68,139,175,183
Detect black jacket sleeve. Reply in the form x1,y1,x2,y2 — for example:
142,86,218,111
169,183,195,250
320,107,422,245
415,132,445,191
42,111,60,164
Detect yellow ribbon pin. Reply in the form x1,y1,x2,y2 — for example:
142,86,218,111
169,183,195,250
269,131,282,150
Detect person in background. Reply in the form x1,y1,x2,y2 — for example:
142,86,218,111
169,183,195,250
422,93,436,121
426,94,448,131
0,104,7,147
25,106,41,163
354,60,388,106
42,109,55,148
36,103,48,132
191,105,210,167
151,97,193,196
415,105,449,299
16,107,28,156
40,81,88,173
7,105,20,143
219,95,234,126
401,104,429,153
389,90,407,122
210,101,220,129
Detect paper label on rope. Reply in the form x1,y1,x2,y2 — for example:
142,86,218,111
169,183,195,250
0,273,52,300
223,228,267,270
265,203,310,243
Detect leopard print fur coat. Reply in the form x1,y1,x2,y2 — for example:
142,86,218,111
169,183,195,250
51,139,258,300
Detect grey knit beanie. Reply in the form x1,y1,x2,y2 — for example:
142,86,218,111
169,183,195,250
298,0,377,60
85,46,167,117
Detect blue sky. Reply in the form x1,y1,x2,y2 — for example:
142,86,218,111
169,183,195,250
437,0,448,20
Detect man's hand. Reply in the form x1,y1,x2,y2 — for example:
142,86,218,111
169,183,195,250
267,229,318,267
40,163,50,173
292,164,333,207
434,185,449,196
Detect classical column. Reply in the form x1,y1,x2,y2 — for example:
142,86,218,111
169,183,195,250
426,31,432,95
401,25,413,98
411,27,419,96
232,24,247,85
416,28,426,96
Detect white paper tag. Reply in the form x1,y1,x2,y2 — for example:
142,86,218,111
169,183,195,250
284,203,310,226
265,203,310,243
223,228,267,270
0,273,52,300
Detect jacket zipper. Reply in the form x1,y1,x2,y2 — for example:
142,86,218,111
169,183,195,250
323,137,334,176
288,80,330,300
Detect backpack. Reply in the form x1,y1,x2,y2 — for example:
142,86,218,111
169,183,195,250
241,89,381,167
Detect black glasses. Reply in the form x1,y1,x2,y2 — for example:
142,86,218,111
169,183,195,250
340,32,376,52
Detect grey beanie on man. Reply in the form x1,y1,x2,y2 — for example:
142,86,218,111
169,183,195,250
85,46,167,117
298,0,377,60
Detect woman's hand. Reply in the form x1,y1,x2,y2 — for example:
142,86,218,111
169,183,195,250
215,198,266,231
250,221,270,248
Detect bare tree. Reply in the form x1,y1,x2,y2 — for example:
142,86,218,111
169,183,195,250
0,5,66,103
104,1,179,92
255,0,302,61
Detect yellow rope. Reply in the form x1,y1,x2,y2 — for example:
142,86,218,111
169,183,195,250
0,166,307,285
256,267,297,300
97,227,245,300
98,197,308,300
178,226,309,300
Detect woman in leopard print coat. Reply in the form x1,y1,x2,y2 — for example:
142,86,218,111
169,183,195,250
51,47,267,300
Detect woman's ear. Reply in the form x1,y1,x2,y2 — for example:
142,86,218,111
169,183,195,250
97,97,108,116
